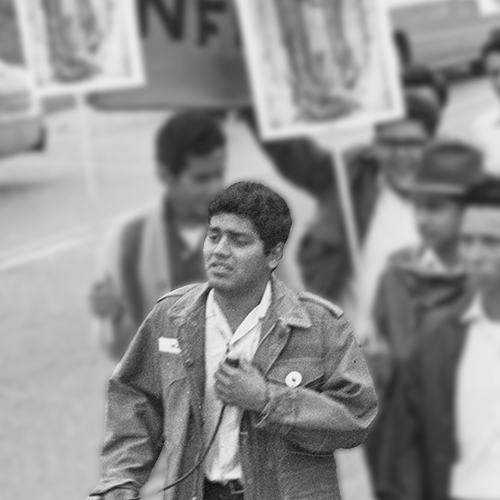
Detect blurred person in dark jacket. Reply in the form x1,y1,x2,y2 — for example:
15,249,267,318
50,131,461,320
386,176,500,500
244,92,439,345
87,181,378,500
89,112,226,361
365,140,484,497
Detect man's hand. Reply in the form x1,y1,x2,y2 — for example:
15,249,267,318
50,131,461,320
214,359,269,412
90,276,125,320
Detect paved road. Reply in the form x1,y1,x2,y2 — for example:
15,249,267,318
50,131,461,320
0,76,494,500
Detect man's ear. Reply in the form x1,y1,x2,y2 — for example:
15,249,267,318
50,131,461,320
267,242,285,271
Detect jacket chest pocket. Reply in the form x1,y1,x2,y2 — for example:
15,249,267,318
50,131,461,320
266,359,324,391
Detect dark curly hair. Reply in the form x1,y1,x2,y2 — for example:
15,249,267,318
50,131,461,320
207,182,292,254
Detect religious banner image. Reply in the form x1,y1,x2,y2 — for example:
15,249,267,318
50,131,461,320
15,0,145,96
236,0,404,140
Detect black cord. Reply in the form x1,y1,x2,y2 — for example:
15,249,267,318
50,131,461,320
142,405,227,497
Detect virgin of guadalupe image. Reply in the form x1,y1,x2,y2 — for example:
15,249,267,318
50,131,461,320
272,0,371,121
40,0,114,83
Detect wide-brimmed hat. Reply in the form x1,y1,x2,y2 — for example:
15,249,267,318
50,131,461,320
401,140,484,196
465,174,500,207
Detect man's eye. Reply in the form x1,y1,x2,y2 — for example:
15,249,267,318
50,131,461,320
234,238,250,246
208,234,220,243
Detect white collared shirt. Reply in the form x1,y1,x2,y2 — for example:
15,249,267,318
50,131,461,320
203,282,272,483
451,296,500,500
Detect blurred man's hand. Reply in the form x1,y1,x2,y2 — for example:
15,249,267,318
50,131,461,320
90,276,125,320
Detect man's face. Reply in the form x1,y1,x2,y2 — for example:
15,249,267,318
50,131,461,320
204,214,281,295
165,147,226,220
460,207,500,292
484,52,500,98
413,194,463,251
375,120,429,190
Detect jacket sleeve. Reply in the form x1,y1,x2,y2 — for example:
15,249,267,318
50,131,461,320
88,310,164,500
256,311,378,453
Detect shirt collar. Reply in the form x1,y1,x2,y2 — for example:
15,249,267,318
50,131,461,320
206,281,272,322
462,295,487,324
420,248,446,273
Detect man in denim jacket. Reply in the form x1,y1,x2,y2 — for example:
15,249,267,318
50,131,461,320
88,181,378,500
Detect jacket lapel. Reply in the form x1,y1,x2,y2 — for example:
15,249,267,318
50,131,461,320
168,284,210,431
165,279,312,427
253,278,312,376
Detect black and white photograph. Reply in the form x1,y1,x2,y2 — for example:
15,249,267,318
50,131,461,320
1,1,500,500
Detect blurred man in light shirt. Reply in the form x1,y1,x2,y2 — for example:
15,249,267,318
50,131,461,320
388,175,500,500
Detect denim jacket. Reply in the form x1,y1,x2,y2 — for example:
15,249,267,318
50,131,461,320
88,278,378,500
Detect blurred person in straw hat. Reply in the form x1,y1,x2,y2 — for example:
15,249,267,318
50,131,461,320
385,175,500,500
364,139,485,499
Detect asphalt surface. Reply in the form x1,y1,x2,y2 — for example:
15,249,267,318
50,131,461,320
0,75,494,500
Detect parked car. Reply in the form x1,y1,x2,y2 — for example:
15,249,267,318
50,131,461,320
0,0,45,160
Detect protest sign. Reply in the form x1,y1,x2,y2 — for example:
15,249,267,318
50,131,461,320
91,0,250,110
235,0,403,141
15,0,145,96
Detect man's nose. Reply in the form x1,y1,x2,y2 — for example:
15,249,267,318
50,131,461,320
213,236,231,256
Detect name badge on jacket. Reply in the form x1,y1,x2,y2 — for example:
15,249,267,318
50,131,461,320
159,337,181,354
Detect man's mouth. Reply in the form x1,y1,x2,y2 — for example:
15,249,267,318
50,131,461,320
209,262,233,272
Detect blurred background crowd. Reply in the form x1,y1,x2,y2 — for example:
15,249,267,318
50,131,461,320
2,1,500,500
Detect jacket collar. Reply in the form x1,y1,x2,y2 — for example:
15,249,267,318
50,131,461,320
167,275,312,330
164,276,311,429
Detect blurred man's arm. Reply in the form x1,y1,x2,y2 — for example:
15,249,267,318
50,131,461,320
90,277,137,361
90,221,139,361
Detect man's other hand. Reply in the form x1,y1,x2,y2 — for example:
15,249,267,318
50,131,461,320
90,276,124,320
214,359,269,412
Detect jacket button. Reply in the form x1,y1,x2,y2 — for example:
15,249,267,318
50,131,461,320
185,358,194,367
